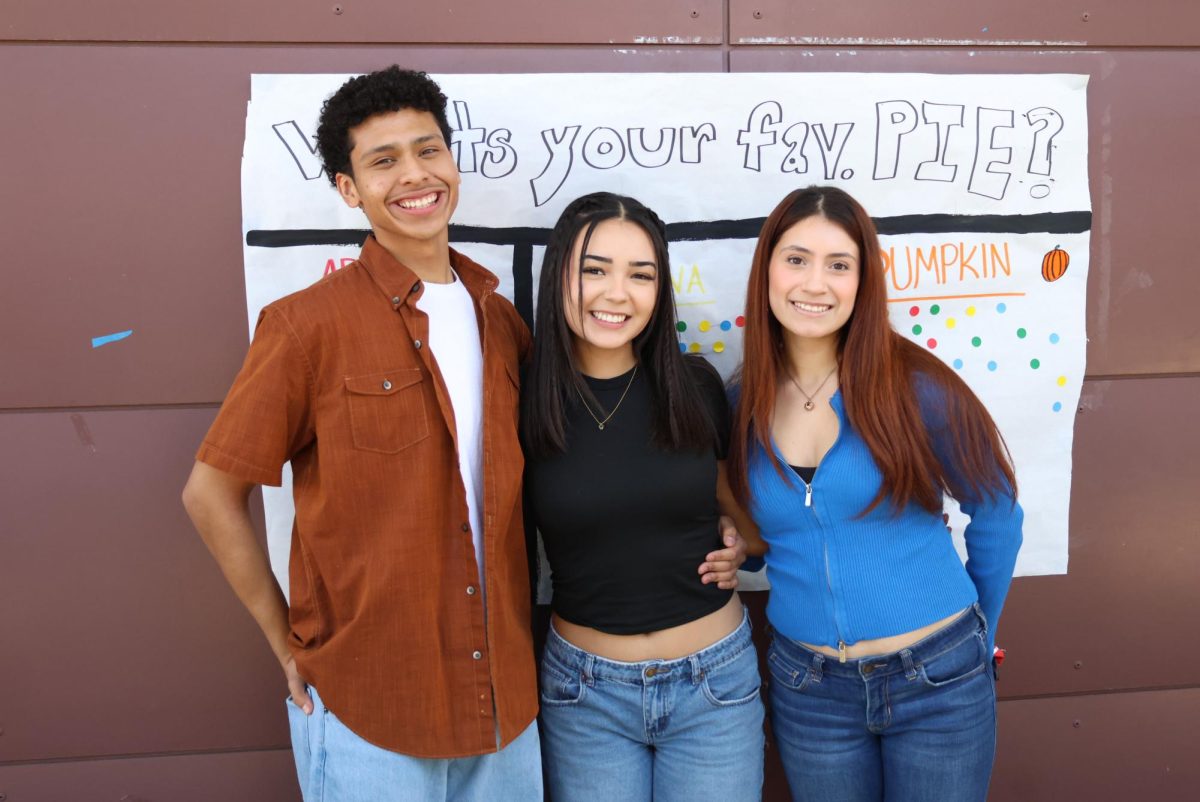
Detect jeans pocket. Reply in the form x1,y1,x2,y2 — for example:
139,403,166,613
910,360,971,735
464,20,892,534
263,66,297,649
767,646,813,692
539,655,586,707
700,646,762,707
918,629,988,688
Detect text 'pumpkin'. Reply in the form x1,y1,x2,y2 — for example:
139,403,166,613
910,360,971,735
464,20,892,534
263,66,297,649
1042,245,1069,282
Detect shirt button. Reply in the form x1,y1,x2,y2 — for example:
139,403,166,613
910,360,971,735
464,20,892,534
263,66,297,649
472,650,483,660
466,586,476,595
391,296,402,305
414,339,423,349
382,380,392,390
461,523,470,532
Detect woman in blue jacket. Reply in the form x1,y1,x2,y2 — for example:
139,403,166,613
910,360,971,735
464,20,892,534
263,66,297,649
727,186,1023,802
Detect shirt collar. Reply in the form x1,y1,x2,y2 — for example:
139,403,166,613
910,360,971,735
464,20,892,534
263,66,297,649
357,234,500,309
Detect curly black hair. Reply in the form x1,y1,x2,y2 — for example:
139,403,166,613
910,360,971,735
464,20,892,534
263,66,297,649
315,66,453,187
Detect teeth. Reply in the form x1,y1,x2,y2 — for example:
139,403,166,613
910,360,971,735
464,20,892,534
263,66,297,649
592,311,628,324
793,302,831,313
396,192,438,210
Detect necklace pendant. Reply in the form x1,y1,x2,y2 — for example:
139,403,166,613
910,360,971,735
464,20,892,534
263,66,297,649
598,423,605,430
804,400,815,411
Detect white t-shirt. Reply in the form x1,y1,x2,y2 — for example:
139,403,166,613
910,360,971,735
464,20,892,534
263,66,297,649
417,274,485,590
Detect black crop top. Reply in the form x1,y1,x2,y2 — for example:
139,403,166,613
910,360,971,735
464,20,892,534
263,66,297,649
525,358,732,634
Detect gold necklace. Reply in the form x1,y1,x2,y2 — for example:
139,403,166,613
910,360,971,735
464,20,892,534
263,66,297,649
576,365,638,430
785,365,837,412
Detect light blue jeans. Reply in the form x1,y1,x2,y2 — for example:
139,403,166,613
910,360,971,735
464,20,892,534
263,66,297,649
285,686,542,801
767,604,997,802
539,608,765,801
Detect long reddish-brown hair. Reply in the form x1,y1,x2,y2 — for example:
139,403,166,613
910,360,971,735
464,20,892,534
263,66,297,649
728,186,1017,515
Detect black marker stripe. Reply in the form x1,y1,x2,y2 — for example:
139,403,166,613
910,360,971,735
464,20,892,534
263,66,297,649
511,242,534,328
246,210,1091,250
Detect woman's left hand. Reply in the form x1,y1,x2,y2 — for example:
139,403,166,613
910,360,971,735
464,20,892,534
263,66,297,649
698,516,747,590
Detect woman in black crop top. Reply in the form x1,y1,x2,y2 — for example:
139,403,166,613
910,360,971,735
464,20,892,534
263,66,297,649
522,192,765,801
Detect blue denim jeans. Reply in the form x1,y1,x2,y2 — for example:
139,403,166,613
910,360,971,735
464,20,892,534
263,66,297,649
767,605,996,802
286,685,542,801
538,608,765,801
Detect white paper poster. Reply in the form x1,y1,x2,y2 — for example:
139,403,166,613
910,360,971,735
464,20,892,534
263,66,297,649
242,72,1090,591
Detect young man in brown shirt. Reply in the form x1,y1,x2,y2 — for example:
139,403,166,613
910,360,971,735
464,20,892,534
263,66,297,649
181,67,544,799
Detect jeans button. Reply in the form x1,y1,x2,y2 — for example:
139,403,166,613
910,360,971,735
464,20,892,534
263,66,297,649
645,667,657,678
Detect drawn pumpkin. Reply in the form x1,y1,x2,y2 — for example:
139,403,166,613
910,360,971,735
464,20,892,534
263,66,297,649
1042,245,1069,282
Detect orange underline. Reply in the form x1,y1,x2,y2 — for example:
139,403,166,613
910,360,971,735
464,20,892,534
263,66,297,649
887,292,1027,303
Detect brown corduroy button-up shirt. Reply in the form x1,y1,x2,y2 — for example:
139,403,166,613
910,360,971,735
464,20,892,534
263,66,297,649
197,235,536,757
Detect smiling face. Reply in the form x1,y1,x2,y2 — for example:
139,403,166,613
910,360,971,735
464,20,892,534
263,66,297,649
334,108,460,255
767,214,861,347
563,218,660,375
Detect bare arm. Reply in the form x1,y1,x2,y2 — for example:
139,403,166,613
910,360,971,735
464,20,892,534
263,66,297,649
181,460,312,713
716,460,767,557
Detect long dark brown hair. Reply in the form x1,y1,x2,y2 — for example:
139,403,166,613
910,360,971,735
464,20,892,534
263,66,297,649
728,186,1017,514
522,192,715,458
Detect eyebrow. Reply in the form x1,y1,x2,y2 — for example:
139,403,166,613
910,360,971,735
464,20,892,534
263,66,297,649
780,245,858,260
360,134,442,158
582,253,658,269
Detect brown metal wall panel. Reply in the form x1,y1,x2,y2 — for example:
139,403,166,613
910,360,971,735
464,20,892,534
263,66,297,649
991,688,1200,801
730,48,1200,376
0,408,287,762
730,0,1200,47
4,0,724,44
0,44,724,411
994,376,1200,698
0,749,299,802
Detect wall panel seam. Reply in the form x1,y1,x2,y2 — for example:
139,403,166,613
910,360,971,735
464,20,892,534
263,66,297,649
0,745,293,769
999,682,1200,703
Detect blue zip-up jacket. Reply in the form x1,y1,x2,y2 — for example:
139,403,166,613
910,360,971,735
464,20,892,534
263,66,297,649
748,382,1023,656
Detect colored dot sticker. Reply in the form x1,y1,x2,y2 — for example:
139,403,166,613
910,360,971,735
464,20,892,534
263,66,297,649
971,336,983,347
930,304,941,315
713,341,726,354
909,306,920,317
1030,358,1040,369
1049,332,1060,344
676,321,687,332
1017,328,1027,339
735,316,746,327
912,324,923,335
946,318,956,329
698,320,711,333
965,306,977,317
678,342,687,353
996,303,1007,313
926,338,938,349
987,360,998,371
688,342,701,354
720,320,732,331
1057,375,1067,387
1052,402,1063,412
953,358,964,370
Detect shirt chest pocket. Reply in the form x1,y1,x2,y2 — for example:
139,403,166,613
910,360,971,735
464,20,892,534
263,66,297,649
344,368,429,454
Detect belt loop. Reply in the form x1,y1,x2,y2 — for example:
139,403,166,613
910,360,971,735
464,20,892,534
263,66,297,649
582,654,595,686
810,653,825,683
900,648,918,681
690,653,704,685
973,602,990,635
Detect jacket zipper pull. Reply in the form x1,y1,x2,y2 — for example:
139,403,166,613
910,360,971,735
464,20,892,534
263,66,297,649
805,483,813,507
839,640,847,663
